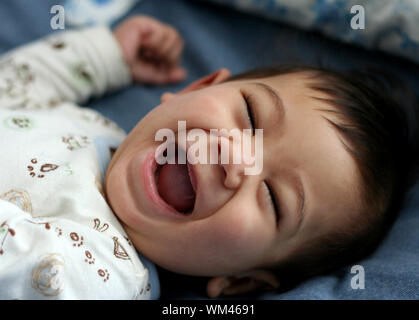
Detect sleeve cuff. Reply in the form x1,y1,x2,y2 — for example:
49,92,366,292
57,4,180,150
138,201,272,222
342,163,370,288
79,26,132,91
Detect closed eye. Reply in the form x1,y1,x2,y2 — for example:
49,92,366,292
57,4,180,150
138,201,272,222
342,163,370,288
241,91,256,134
264,181,280,226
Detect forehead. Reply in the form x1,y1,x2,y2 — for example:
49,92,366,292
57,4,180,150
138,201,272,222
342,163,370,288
255,73,363,235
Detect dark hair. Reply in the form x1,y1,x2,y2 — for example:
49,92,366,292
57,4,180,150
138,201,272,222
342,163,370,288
227,65,419,290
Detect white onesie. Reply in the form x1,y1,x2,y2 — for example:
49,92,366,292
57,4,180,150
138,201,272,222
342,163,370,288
0,26,156,299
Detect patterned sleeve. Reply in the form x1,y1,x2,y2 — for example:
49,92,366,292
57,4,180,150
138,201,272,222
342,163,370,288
0,27,131,110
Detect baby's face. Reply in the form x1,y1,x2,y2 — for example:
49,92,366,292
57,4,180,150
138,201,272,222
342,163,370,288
105,72,363,277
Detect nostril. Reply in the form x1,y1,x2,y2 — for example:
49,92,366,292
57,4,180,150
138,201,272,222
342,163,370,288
221,163,227,176
222,163,247,190
219,163,228,188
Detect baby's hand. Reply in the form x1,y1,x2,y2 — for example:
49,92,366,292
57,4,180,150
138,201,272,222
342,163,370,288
114,16,186,84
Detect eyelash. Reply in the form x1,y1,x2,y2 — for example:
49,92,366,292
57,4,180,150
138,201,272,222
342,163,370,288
242,92,278,223
263,181,280,225
242,92,256,134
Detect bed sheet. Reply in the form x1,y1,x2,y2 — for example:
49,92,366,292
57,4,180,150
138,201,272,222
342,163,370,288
0,0,417,300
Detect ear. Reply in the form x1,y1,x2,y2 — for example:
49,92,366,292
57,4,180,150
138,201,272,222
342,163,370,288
206,270,280,298
161,68,231,103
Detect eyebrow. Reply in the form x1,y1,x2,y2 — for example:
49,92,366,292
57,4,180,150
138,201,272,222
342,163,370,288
252,82,286,126
252,82,306,230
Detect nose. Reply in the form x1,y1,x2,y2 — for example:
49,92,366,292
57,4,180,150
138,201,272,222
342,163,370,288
222,163,246,190
216,130,258,190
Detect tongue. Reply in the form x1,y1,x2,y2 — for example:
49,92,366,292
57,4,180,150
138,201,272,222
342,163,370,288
157,163,196,213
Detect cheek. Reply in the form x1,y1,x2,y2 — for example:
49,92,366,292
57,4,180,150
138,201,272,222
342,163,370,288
182,93,220,118
207,209,258,249
188,206,271,267
132,204,272,276
155,89,236,132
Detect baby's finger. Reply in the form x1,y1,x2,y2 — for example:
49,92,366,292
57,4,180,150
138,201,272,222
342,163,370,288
166,66,187,83
154,31,177,61
165,38,185,66
141,27,169,58
157,29,183,64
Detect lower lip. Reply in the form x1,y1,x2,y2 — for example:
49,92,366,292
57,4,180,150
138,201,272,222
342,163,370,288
141,151,189,218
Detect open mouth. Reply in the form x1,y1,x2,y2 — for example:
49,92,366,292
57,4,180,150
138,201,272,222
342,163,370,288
154,147,197,215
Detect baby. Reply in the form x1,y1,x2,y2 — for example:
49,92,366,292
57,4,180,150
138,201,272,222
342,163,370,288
0,15,418,299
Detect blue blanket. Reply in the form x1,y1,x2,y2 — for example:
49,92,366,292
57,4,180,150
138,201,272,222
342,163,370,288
0,0,417,299
197,0,419,67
